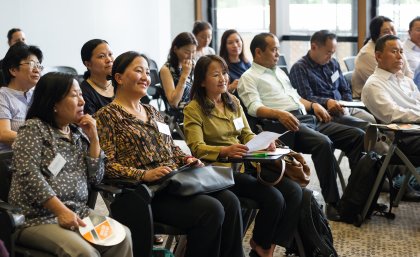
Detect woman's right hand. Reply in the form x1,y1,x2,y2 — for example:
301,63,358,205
220,144,249,159
143,166,172,182
57,208,86,231
181,59,193,78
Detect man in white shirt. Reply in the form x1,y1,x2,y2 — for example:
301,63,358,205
362,34,420,200
353,16,413,98
238,32,366,221
362,34,420,124
403,17,420,87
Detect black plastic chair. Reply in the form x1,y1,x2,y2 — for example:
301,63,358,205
42,66,78,76
0,151,55,257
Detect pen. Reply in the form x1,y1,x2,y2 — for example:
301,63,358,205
252,153,268,157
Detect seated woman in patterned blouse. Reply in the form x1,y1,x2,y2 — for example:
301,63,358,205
95,51,245,257
183,55,302,257
0,42,43,152
8,72,133,257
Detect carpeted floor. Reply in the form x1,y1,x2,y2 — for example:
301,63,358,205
94,152,420,257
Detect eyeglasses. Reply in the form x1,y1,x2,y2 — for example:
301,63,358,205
19,60,44,71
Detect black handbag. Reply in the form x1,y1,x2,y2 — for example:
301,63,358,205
148,166,235,196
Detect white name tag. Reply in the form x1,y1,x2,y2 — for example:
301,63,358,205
48,153,66,176
233,117,245,130
331,70,339,83
156,121,171,136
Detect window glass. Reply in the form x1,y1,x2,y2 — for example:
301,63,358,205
378,0,419,40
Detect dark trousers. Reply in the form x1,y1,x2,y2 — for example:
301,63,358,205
230,172,302,249
152,189,244,257
293,120,365,203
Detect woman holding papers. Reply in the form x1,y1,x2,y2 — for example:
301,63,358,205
95,51,245,257
8,72,133,257
184,55,302,257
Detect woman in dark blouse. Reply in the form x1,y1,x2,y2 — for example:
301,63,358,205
80,39,114,115
8,72,132,257
219,29,251,93
95,51,245,257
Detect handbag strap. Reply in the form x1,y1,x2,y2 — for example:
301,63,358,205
256,158,286,186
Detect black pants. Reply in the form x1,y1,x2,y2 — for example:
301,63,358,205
229,172,302,249
293,119,365,203
152,189,244,257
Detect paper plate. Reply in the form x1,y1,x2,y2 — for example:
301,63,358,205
79,214,126,246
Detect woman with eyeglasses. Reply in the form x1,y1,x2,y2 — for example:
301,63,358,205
0,42,43,152
192,21,215,61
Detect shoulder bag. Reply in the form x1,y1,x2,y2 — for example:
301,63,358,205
148,165,234,196
256,151,310,187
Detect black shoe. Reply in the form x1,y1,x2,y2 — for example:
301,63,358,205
374,203,388,212
325,203,341,221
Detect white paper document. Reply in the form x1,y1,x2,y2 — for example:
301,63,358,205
246,131,287,152
245,148,291,156
338,100,365,108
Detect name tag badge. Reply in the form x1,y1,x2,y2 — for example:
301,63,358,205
48,153,66,176
233,117,245,130
331,71,340,83
156,121,171,136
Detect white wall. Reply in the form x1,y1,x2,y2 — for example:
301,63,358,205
0,0,191,73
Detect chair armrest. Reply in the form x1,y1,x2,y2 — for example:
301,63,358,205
0,200,25,229
92,183,122,195
101,178,142,189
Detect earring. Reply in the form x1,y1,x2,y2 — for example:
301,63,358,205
54,108,57,112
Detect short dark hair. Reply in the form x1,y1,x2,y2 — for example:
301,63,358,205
310,30,337,46
112,51,150,94
1,42,43,85
192,21,212,36
370,16,393,42
167,32,197,73
409,16,420,31
219,29,248,65
375,34,400,53
26,72,75,128
81,39,109,79
250,33,274,58
190,55,237,116
7,28,21,43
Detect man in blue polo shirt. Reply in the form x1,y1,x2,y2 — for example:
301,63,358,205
289,30,374,129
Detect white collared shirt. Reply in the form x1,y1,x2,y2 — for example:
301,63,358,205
403,39,420,73
352,39,414,98
361,67,420,123
238,62,305,117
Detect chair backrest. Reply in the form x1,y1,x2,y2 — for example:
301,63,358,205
343,71,353,88
277,55,289,76
0,151,13,202
343,56,356,71
43,66,78,76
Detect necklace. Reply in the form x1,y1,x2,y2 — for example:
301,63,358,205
88,78,112,90
58,126,71,135
114,100,142,114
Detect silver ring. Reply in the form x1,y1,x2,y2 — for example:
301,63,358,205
70,226,75,231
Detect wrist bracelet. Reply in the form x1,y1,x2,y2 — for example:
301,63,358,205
310,102,314,112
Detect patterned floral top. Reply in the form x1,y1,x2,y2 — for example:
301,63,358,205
164,61,193,111
95,103,188,180
8,119,104,228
